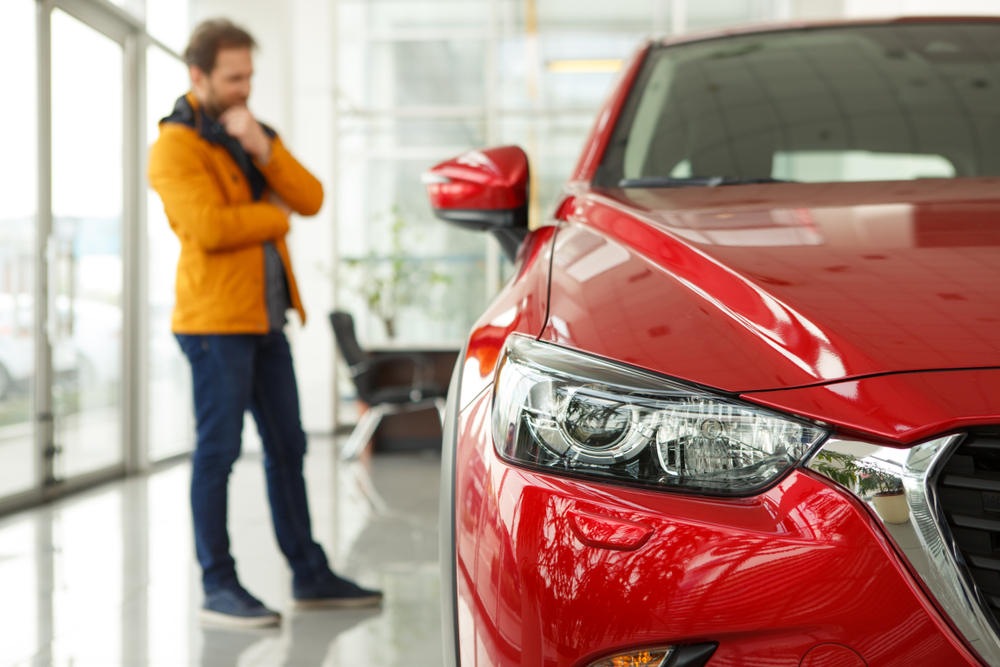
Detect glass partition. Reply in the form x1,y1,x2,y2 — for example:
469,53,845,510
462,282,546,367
51,8,125,479
146,0,190,53
146,45,194,462
0,0,37,498
332,0,779,424
336,3,493,348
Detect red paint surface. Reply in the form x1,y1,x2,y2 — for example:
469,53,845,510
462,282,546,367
799,644,868,667
458,226,556,408
426,146,529,211
541,183,1000,392
567,510,653,551
453,390,982,667
743,368,1000,445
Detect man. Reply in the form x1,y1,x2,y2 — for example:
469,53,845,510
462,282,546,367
148,18,381,628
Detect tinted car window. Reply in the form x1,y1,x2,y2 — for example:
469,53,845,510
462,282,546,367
597,23,1000,186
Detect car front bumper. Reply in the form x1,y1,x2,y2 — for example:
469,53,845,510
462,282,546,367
452,389,983,667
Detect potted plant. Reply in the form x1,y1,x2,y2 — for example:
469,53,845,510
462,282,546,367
811,451,909,524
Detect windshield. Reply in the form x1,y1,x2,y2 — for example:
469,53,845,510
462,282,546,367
596,23,1000,187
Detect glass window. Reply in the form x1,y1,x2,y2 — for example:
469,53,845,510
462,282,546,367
339,116,486,150
331,0,781,362
146,0,190,55
338,156,486,345
773,150,956,183
105,0,145,20
687,0,755,31
500,0,657,32
146,45,193,462
501,114,594,214
370,40,487,108
601,23,1000,186
366,0,489,30
499,34,641,110
0,0,36,498
51,9,124,478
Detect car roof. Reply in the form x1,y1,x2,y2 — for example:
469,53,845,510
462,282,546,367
658,16,1000,49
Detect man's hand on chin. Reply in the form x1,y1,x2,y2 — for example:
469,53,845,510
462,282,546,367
219,105,272,165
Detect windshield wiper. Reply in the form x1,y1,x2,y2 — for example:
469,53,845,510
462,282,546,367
618,176,790,188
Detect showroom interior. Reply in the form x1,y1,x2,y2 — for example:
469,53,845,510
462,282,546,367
1,0,998,664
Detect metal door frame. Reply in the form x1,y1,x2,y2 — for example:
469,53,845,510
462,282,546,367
0,0,182,516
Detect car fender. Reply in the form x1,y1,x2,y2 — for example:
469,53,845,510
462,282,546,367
444,224,559,667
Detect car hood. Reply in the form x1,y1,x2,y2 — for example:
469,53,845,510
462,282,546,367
543,179,1000,393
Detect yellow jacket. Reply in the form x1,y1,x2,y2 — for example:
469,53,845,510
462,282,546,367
148,93,322,334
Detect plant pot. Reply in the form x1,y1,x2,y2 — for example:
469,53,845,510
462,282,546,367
873,491,909,524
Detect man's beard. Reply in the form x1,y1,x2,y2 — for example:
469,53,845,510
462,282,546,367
201,85,244,120
202,94,227,120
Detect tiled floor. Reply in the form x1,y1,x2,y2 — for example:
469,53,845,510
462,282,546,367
0,437,444,666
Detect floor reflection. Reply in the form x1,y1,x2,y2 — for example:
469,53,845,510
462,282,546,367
200,628,274,667
0,437,443,666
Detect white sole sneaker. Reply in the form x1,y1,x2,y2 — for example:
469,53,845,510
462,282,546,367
199,607,282,629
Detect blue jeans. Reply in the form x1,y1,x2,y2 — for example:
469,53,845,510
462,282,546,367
176,331,332,593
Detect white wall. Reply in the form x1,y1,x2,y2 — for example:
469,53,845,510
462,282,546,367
190,0,337,433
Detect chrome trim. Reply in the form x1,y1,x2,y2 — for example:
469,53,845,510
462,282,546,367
807,435,1000,666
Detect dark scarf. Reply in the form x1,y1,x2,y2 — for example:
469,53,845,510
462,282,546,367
161,94,276,201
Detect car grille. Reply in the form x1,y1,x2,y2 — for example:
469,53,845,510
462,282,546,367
936,429,1000,625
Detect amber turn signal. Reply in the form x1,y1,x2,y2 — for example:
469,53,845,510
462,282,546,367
587,647,673,667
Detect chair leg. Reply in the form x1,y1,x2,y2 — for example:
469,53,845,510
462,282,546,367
341,404,387,462
435,397,447,426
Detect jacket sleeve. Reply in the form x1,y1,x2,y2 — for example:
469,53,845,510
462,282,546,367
148,126,290,253
256,136,325,216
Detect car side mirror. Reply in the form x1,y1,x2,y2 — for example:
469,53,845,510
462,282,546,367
423,146,530,261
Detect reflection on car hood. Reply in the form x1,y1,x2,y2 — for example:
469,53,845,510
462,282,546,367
546,179,1000,393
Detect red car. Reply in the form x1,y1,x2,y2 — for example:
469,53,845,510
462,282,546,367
425,17,1000,667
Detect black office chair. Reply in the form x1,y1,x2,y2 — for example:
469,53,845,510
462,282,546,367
330,311,448,461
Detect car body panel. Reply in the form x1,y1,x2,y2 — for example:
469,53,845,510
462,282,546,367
458,226,556,409
541,183,1000,393
742,368,1000,445
453,389,981,667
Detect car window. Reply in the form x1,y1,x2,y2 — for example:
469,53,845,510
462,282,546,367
598,23,1000,187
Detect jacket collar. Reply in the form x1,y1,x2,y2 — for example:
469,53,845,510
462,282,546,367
161,92,275,202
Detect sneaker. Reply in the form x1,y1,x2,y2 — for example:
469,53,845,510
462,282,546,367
292,574,383,609
200,585,282,628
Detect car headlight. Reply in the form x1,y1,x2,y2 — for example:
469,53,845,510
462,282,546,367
492,335,829,494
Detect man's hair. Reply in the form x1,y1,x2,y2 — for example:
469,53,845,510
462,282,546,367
184,19,256,73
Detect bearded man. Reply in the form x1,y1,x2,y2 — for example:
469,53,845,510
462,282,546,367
148,18,381,628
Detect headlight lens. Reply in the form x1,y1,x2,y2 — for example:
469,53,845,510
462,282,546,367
493,335,828,494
